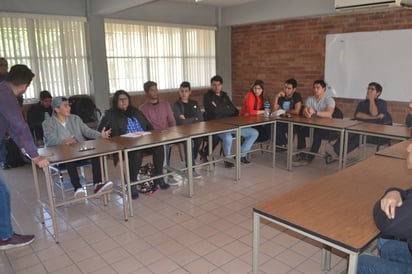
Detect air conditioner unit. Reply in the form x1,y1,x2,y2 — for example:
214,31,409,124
335,0,401,11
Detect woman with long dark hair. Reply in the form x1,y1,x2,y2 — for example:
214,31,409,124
98,90,170,199
239,80,271,142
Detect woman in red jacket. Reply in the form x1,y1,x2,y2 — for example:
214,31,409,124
240,80,271,142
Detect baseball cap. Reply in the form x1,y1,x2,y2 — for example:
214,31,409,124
51,96,68,109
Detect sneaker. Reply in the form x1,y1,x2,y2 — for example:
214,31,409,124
325,143,339,162
154,177,170,190
240,157,251,165
131,185,139,200
224,161,234,168
74,188,86,198
0,233,35,250
192,170,202,179
94,181,114,194
167,175,179,186
1,163,11,170
292,154,308,167
276,145,287,152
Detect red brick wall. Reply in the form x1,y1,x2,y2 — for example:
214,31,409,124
231,8,412,124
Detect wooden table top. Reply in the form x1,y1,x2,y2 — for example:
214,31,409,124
347,123,411,139
254,155,412,252
276,115,361,129
213,115,275,126
169,121,238,136
109,130,189,150
37,139,123,164
376,139,412,160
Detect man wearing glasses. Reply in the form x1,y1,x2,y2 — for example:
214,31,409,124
325,82,388,162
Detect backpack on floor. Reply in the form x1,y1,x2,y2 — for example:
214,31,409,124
136,163,158,194
4,136,25,168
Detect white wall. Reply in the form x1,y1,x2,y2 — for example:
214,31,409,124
0,0,85,16
221,0,335,26
107,1,217,27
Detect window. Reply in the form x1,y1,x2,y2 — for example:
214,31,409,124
105,20,216,93
0,14,89,99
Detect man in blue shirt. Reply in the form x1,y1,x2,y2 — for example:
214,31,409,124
325,82,387,162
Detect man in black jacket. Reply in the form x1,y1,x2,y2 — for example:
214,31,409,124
27,90,52,143
203,75,258,168
357,144,412,273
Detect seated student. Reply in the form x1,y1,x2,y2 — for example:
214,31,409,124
172,81,203,179
357,144,412,274
43,96,113,198
203,75,259,168
239,80,271,142
272,78,303,148
325,82,387,162
98,90,169,200
139,80,179,185
293,80,335,166
406,99,412,128
27,90,52,143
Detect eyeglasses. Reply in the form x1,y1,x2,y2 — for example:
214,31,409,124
118,97,129,102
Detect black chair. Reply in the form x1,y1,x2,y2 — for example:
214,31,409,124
326,106,344,143
375,112,392,151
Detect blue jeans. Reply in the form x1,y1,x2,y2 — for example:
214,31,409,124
358,239,412,274
0,176,13,239
218,127,259,158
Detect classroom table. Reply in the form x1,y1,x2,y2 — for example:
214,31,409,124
275,115,361,171
344,123,411,168
33,139,127,243
169,121,239,178
375,139,412,160
213,115,277,181
110,130,190,216
252,155,412,274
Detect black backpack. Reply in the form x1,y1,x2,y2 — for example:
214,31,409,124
69,96,98,124
4,136,25,168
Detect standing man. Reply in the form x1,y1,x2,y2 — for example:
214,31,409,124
325,82,387,162
0,58,9,169
139,81,177,185
0,64,49,250
203,75,259,168
293,80,335,166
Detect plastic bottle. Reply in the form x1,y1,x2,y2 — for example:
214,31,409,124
264,100,271,118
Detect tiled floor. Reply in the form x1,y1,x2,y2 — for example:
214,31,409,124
1,148,361,274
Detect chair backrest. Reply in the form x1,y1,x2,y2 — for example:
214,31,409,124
69,95,101,129
332,106,343,119
383,112,393,125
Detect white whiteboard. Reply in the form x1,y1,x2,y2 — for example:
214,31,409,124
324,29,412,102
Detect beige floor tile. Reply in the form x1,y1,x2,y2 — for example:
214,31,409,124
2,146,350,274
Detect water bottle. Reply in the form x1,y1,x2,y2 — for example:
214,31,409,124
264,100,271,118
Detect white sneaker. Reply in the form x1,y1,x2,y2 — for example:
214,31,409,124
74,188,86,198
192,170,202,179
167,175,179,186
94,181,114,194
292,154,308,167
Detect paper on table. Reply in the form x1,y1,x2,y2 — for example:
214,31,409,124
121,132,151,138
